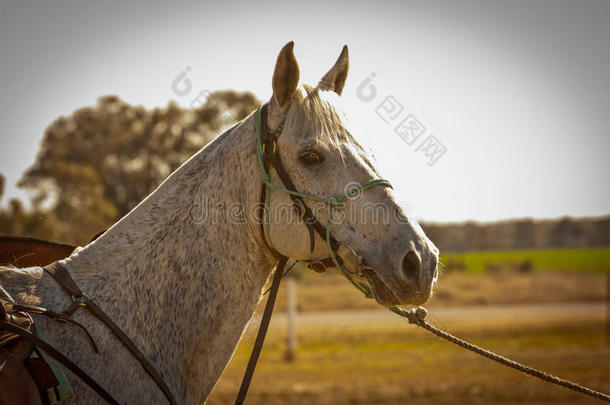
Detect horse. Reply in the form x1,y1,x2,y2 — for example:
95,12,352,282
0,231,105,268
0,42,439,404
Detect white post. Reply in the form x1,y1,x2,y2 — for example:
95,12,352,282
606,272,610,345
284,277,297,361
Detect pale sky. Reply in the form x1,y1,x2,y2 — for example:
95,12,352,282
0,0,609,222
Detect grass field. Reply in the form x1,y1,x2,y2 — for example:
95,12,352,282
440,247,610,274
208,302,610,405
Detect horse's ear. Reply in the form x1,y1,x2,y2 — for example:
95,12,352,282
318,45,349,95
272,41,300,107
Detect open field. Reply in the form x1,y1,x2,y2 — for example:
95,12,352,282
208,302,610,405
440,247,610,274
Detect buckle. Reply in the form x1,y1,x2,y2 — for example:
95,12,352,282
307,261,327,273
71,293,89,307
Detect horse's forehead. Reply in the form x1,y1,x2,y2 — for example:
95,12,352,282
285,89,378,171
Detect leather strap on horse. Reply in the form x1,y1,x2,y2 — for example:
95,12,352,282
43,261,177,405
259,103,335,254
233,104,334,404
0,319,120,405
234,256,287,405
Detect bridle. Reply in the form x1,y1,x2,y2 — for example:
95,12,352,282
235,103,392,404
0,103,392,405
254,103,392,297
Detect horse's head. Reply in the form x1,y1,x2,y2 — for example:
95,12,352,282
262,42,438,306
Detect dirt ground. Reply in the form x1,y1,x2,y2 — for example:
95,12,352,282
208,302,610,405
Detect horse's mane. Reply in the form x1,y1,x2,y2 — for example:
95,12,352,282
286,85,356,156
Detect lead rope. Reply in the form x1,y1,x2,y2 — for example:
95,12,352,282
252,106,609,403
389,306,610,402
253,105,610,403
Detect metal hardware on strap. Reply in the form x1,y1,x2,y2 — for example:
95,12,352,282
9,301,99,353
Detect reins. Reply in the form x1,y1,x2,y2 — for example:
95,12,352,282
238,103,610,404
236,104,393,404
390,306,610,402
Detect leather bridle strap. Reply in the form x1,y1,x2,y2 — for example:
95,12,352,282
267,147,337,250
258,104,317,253
258,103,339,257
43,261,177,405
235,105,338,405
234,256,287,405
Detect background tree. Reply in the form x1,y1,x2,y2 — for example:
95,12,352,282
4,92,608,249
1,172,61,239
17,91,259,244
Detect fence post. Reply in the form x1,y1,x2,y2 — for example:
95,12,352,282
606,272,610,345
284,277,297,361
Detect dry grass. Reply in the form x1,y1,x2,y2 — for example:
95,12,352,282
270,267,607,313
208,303,610,405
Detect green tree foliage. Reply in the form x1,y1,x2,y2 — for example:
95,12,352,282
17,91,259,244
0,197,61,240
0,173,61,240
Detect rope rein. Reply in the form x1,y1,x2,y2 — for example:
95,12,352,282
253,105,610,403
389,306,610,402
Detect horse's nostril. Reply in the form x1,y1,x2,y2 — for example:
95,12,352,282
402,250,421,284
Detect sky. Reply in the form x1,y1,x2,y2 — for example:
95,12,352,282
0,0,608,223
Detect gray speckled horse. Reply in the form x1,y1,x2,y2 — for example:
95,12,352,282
0,42,439,404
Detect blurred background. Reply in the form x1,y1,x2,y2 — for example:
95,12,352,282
1,0,609,404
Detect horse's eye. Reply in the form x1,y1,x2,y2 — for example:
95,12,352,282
300,150,322,165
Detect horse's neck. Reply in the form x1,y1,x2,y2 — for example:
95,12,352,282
61,118,276,403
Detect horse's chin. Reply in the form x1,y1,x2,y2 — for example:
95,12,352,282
362,269,430,307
